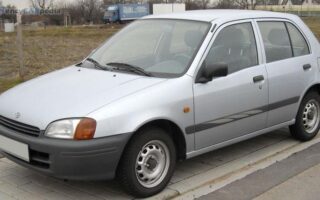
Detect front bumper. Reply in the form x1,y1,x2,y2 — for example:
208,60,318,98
0,125,131,180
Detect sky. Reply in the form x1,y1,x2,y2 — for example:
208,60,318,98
3,0,31,9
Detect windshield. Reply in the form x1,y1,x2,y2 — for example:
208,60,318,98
89,19,210,78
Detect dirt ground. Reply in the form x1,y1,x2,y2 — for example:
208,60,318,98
0,18,319,93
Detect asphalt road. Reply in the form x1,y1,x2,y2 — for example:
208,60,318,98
199,140,320,200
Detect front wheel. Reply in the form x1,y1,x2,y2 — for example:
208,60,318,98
290,91,320,141
117,127,176,198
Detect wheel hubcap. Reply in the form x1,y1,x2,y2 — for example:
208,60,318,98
302,100,320,133
135,140,170,188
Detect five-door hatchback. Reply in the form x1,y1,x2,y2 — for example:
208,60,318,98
0,10,320,198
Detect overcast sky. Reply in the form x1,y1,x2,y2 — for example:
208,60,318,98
3,0,31,9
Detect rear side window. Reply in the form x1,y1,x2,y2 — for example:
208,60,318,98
258,22,292,63
205,22,258,74
286,23,310,57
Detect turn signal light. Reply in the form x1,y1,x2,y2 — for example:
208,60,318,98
74,118,96,140
183,106,190,113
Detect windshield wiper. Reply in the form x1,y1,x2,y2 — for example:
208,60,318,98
106,62,153,77
86,58,111,71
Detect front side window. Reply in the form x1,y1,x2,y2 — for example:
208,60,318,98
258,22,293,63
90,19,210,77
205,22,258,74
286,23,310,57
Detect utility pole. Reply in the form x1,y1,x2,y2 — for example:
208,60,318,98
16,13,25,80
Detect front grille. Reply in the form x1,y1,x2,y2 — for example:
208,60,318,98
0,116,40,137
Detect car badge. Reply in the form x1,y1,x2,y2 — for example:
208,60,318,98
15,112,21,119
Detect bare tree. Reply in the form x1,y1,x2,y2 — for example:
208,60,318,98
103,0,121,5
250,0,279,9
181,0,210,10
249,0,266,9
216,0,238,8
63,0,103,24
30,0,54,9
200,0,210,8
233,0,249,8
78,0,96,23
103,0,149,3
264,0,280,4
291,0,305,4
86,0,100,23
216,0,269,9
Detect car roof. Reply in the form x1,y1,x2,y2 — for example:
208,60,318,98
143,9,296,22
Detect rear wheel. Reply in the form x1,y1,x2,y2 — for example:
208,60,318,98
117,127,176,198
290,91,320,141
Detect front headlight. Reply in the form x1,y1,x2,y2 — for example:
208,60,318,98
45,118,96,140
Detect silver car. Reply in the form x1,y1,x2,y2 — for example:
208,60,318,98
0,10,320,197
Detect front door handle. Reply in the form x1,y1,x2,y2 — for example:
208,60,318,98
253,75,264,83
303,64,311,70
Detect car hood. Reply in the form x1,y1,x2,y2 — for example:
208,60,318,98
0,66,166,129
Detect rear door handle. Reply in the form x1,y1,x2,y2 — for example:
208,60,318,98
253,75,264,83
303,64,311,70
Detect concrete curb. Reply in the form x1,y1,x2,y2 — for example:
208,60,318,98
146,135,320,200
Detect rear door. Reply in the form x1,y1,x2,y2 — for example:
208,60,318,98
193,20,269,150
256,19,317,127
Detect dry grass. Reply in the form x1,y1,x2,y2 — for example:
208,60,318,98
0,25,122,80
302,17,320,39
0,79,23,92
0,18,319,93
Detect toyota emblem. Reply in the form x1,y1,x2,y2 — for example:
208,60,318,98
15,112,21,119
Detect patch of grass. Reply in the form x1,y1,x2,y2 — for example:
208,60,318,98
0,25,121,83
24,26,122,37
0,78,23,93
302,17,320,39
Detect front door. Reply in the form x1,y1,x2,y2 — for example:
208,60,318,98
193,21,269,150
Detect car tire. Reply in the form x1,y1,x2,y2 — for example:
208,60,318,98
117,127,176,198
290,91,320,141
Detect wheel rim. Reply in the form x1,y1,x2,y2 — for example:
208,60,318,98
135,140,170,188
302,99,320,134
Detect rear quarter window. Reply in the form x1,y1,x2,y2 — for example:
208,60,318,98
286,22,310,57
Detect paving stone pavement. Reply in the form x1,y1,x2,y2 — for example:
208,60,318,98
0,128,291,200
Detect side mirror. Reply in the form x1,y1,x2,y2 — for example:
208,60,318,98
196,63,228,84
